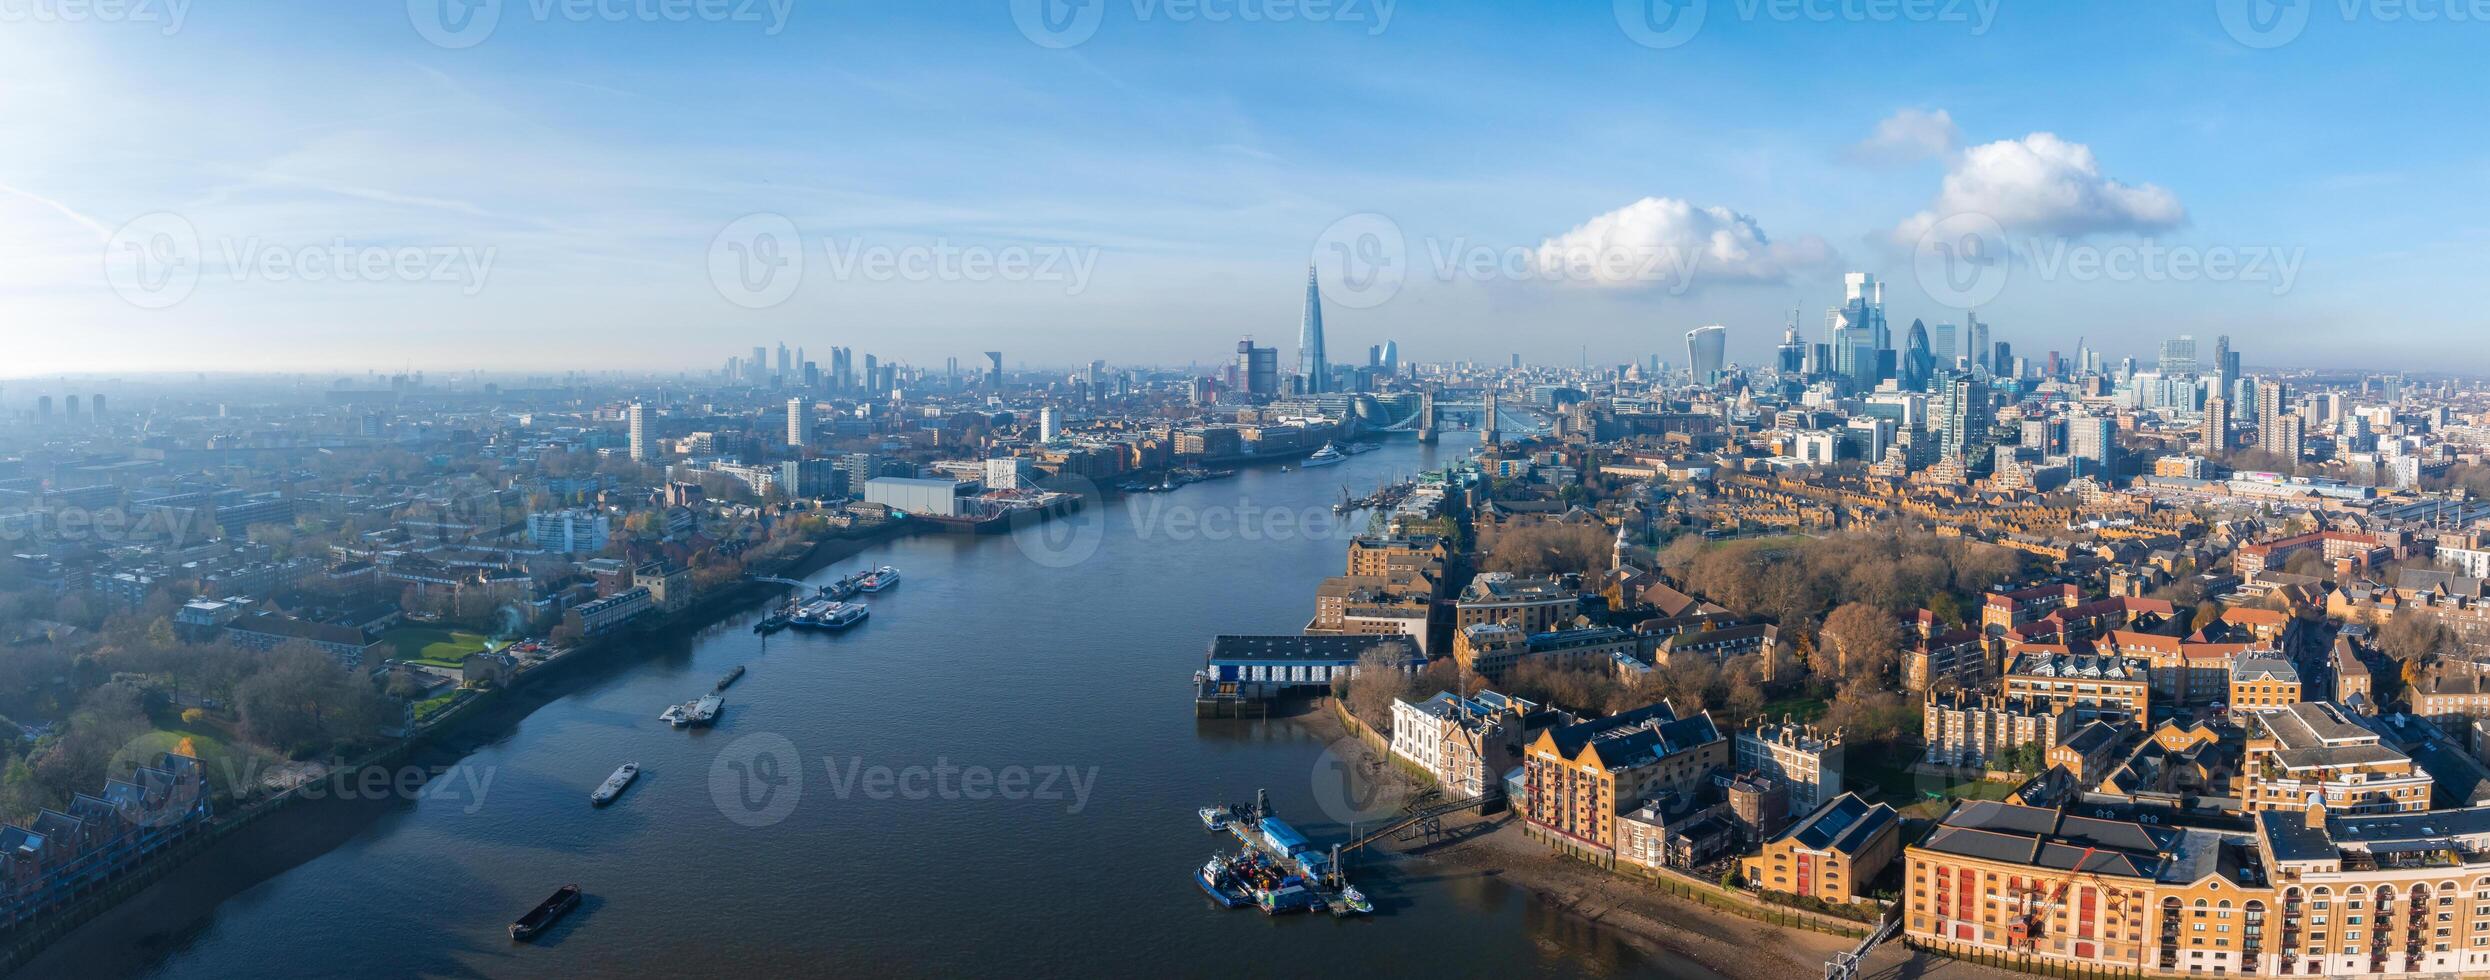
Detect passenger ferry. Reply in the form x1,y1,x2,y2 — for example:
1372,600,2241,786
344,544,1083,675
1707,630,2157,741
856,566,900,592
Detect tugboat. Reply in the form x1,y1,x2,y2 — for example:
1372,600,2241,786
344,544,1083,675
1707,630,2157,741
1302,443,1347,467
509,884,581,941
1195,855,1252,909
590,763,639,806
752,611,789,634
857,566,900,592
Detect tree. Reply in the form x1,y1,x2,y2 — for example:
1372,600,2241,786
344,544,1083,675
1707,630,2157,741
1345,648,1414,731
1818,603,1902,680
2378,610,2458,662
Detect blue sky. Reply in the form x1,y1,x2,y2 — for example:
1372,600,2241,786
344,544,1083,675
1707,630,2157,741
5,0,2487,377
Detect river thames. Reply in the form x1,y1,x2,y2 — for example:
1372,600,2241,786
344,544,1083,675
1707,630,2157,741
33,439,1715,979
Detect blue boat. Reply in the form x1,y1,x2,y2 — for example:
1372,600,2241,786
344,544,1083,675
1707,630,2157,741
1195,856,1251,909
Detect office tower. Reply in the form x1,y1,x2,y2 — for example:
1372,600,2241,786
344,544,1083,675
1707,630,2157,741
1686,325,1727,384
1297,265,1328,394
2067,413,2116,478
1965,313,1990,373
787,397,806,448
1236,338,1278,400
984,351,1003,391
796,346,805,377
2202,396,2231,455
862,354,879,394
1510,353,1521,370
1992,341,2013,379
1936,374,1990,462
2213,335,2238,392
628,402,650,461
91,394,106,419
65,395,79,421
751,346,767,382
776,343,792,380
36,395,51,421
803,361,819,388
1038,406,1060,442
1367,344,1382,369
1931,322,1958,367
1381,340,1400,377
1776,318,1806,376
1829,273,1887,386
2159,335,2198,376
1901,319,1935,392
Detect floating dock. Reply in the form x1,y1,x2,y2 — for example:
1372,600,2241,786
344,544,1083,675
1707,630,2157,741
1193,789,1370,917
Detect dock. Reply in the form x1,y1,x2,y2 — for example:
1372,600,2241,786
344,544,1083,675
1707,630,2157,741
1194,789,1376,917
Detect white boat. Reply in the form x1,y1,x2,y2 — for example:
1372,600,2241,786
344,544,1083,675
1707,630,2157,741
1302,444,1347,467
857,565,900,592
658,704,685,725
591,762,639,806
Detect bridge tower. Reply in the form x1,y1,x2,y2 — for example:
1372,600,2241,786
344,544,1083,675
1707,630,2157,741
1416,390,1438,444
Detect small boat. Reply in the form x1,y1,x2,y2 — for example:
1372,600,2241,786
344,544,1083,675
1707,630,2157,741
509,884,581,941
1198,805,1242,831
590,763,639,806
821,578,860,601
752,613,788,634
1332,885,1373,916
657,705,685,725
1302,443,1347,467
715,665,745,691
857,566,900,592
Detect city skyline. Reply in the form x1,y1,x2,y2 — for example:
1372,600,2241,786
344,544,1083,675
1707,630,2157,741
6,5,2488,375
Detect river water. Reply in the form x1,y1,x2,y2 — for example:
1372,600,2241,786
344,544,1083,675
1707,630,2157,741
34,439,1711,979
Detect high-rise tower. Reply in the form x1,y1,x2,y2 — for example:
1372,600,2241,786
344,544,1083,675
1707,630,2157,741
1297,265,1328,394
1686,325,1727,384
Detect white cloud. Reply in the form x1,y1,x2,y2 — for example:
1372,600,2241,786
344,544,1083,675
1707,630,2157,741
1894,132,2186,243
1850,108,1959,164
1533,197,1832,290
